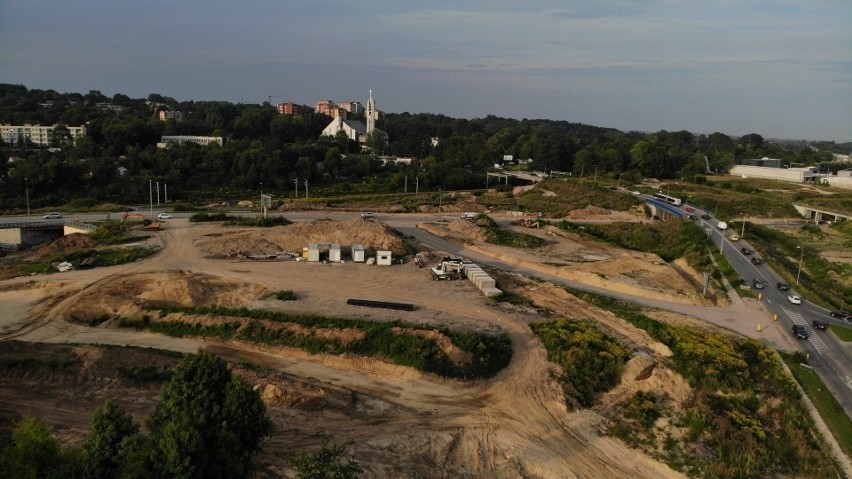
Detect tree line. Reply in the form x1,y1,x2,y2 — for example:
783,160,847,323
0,83,846,210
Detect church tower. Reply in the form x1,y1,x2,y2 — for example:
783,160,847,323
366,89,376,134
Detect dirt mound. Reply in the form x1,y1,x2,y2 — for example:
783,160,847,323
196,219,407,258
30,233,98,260
596,355,693,411
569,205,611,218
62,271,268,321
446,219,488,242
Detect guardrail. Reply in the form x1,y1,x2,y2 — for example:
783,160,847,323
65,220,97,231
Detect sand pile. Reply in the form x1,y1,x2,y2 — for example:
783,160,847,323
30,233,98,260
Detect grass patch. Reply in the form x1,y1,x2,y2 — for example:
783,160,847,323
274,290,298,301
17,247,158,276
568,288,843,478
531,319,629,408
780,352,852,459
116,365,173,384
189,212,292,227
473,215,547,248
120,305,513,380
829,324,852,342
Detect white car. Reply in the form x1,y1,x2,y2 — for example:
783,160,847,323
157,213,173,220
43,212,62,219
361,212,374,219
787,294,802,305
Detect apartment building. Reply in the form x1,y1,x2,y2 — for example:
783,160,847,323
277,102,303,115
1,124,87,147
159,135,223,147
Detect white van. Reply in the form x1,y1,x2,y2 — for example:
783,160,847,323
461,212,477,220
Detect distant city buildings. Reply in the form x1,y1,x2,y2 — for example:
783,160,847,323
158,135,223,148
95,102,124,113
158,110,184,121
320,90,380,144
277,102,303,115
1,124,87,147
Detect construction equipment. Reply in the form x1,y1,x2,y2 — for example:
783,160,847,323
522,217,540,228
430,258,464,281
414,253,426,268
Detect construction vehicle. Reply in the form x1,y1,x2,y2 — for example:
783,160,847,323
522,217,540,228
430,257,464,281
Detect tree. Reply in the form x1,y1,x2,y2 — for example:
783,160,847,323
364,128,388,153
82,400,139,479
0,414,76,479
289,437,363,479
145,351,273,479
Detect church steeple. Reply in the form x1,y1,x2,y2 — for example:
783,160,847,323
366,89,376,134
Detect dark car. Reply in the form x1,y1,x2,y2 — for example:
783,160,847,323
687,214,698,220
792,324,809,339
752,279,766,289
829,311,851,321
812,320,827,330
608,186,618,191
750,257,763,265
701,214,711,220
776,282,790,291
741,248,751,255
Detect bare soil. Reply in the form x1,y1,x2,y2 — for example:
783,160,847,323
0,216,708,478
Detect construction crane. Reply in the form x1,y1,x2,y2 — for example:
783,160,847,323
265,94,290,104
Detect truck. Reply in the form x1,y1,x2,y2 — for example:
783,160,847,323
461,212,477,221
717,221,728,230
430,258,464,281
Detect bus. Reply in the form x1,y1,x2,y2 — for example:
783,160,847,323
653,193,683,206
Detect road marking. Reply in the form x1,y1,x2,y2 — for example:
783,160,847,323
784,308,827,353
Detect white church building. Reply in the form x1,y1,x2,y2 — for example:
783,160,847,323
321,90,378,144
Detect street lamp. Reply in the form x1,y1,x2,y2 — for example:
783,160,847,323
594,164,598,186
438,189,442,211
617,173,623,189
24,177,30,217
714,197,719,217
149,180,153,220
796,245,804,285
740,213,746,239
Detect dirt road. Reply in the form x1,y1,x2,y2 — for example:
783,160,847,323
1,219,687,478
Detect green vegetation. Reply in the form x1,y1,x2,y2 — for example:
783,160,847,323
479,179,644,218
530,319,630,408
829,324,852,342
744,222,851,309
89,222,144,245
289,437,363,479
189,212,292,227
120,304,513,380
274,289,299,301
556,217,706,262
473,215,547,248
569,289,842,479
780,353,852,459
0,352,272,479
18,246,158,276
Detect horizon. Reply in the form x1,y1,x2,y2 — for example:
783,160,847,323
1,1,850,143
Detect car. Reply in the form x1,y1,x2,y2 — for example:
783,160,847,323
608,186,618,191
787,294,802,305
42,212,62,219
701,214,711,220
776,282,790,291
750,257,763,265
741,248,751,255
687,214,698,220
829,311,851,321
752,279,766,289
361,212,375,219
632,191,641,195
157,212,173,220
728,234,740,241
812,320,827,330
792,324,809,339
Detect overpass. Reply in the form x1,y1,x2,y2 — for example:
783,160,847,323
645,199,685,220
0,220,96,250
792,204,850,224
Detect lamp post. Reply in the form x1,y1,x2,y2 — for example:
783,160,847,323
593,164,598,186
294,178,298,198
617,173,623,189
796,245,804,285
149,180,153,220
438,188,442,211
714,197,719,217
24,177,30,218
740,213,746,239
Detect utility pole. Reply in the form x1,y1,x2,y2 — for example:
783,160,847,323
149,180,153,220
294,178,298,198
416,176,419,195
796,245,804,285
164,184,168,204
156,181,160,206
304,179,309,198
740,214,746,239
594,164,598,186
405,175,408,194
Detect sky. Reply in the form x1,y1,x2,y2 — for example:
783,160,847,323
1,1,850,142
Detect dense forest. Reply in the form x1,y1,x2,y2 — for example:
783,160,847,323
0,83,848,209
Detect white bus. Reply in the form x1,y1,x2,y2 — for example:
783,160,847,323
653,193,683,206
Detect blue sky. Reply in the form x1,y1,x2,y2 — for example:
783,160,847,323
1,1,850,142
